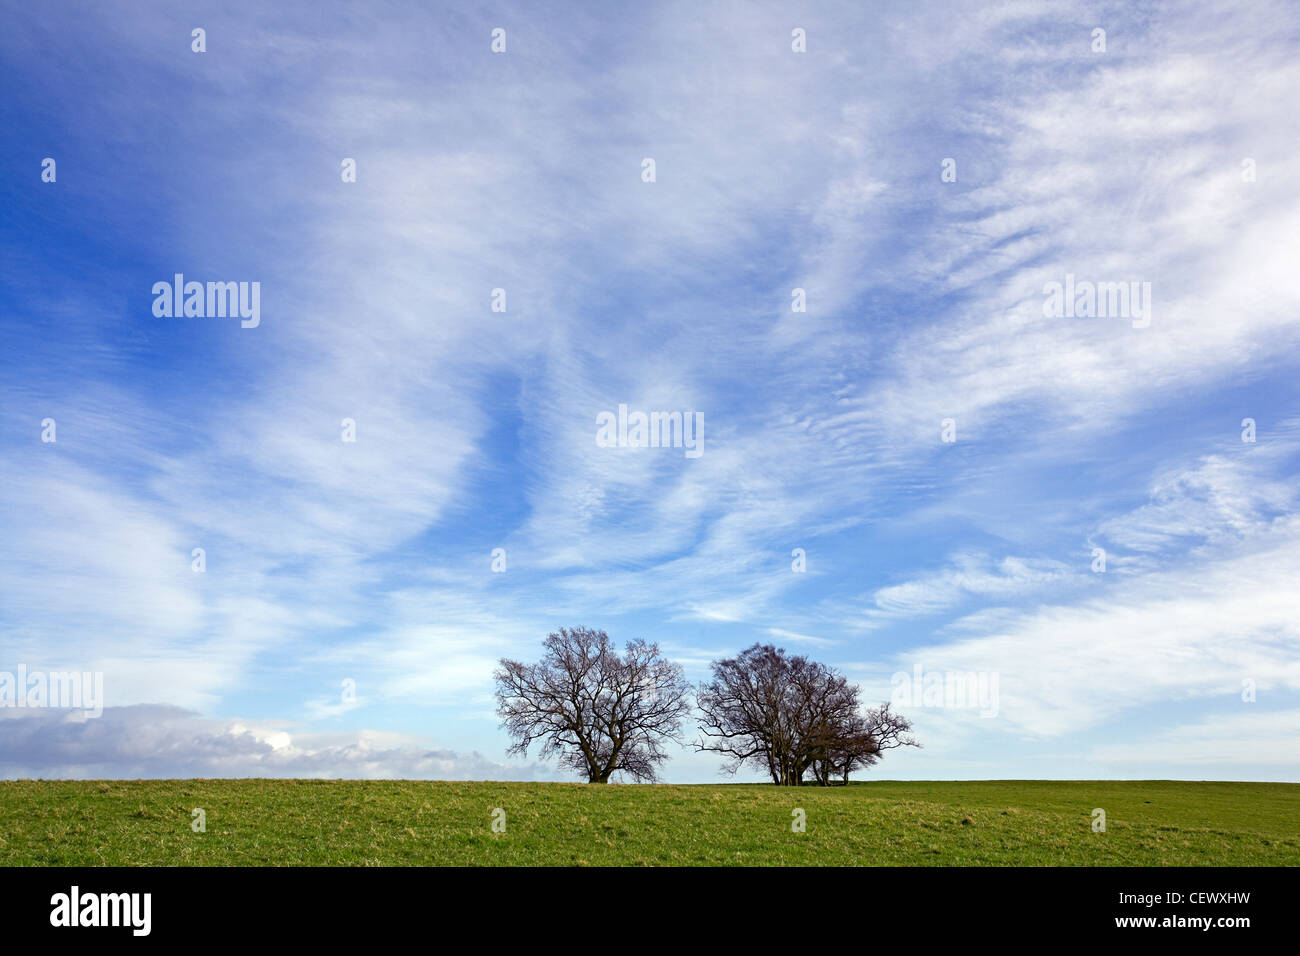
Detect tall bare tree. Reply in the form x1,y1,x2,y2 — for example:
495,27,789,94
494,627,691,783
696,644,918,785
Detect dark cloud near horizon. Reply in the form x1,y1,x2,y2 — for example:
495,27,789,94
0,705,555,780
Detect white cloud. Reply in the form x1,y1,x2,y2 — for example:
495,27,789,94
0,707,555,780
881,519,1300,738
868,554,1073,620
1091,709,1300,767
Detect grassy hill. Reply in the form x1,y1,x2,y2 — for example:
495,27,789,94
1,779,1295,866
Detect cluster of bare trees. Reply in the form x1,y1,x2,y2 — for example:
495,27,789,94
695,643,917,786
494,628,918,785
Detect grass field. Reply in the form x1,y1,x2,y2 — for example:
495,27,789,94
1,779,1296,866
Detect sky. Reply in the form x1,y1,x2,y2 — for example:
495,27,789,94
1,0,1298,782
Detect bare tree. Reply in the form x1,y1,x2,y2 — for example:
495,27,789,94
494,626,691,783
815,703,919,784
693,643,790,783
696,644,919,786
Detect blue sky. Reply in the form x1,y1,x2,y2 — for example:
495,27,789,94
2,0,1299,781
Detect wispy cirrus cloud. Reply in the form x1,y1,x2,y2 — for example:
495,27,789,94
1,0,1298,781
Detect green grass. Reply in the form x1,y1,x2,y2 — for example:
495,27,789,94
1,779,1295,866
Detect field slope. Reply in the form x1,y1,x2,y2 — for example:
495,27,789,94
1,779,1296,866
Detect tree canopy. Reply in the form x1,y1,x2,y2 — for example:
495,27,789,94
695,643,919,785
494,627,691,783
